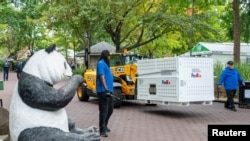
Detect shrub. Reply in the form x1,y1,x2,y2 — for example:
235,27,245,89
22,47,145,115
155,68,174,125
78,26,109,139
72,66,85,75
0,60,3,71
214,61,224,84
214,62,250,82
214,61,250,99
234,62,250,81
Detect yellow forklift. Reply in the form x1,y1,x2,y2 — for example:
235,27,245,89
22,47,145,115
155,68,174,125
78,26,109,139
77,49,141,107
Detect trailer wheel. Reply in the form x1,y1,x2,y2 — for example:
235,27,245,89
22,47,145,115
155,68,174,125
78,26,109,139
145,100,157,106
113,88,122,108
77,84,89,101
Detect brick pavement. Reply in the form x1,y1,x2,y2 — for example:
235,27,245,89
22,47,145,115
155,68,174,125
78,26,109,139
1,72,250,141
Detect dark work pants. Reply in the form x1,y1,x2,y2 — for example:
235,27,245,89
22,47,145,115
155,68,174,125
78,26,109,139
3,67,9,81
225,90,237,109
98,93,114,133
17,71,21,79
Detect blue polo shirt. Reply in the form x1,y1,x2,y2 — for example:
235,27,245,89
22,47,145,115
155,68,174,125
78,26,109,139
96,59,113,93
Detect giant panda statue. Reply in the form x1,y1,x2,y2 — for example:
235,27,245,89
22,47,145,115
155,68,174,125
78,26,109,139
9,44,100,141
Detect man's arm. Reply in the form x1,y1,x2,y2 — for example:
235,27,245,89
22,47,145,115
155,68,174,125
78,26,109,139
97,61,108,91
218,70,226,86
100,75,108,91
237,70,245,86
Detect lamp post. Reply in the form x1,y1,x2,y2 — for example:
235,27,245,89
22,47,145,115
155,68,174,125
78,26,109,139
84,34,90,69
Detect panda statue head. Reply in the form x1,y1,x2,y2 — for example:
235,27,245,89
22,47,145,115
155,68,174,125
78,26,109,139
22,44,72,85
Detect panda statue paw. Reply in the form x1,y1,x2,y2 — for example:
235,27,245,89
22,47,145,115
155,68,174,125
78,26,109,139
72,75,84,84
82,125,99,133
75,126,101,141
79,132,101,141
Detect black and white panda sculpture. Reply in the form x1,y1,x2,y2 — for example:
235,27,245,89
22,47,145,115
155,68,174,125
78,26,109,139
9,44,100,141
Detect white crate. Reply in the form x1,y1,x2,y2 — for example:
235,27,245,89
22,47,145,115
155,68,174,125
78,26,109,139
137,57,215,106
137,57,178,76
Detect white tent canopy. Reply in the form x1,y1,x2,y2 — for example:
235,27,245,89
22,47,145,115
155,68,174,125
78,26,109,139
76,41,116,57
181,42,250,64
191,42,250,56
90,41,116,53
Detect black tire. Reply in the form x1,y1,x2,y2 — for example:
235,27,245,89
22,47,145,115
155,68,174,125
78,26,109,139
145,100,157,106
113,88,123,108
77,84,89,101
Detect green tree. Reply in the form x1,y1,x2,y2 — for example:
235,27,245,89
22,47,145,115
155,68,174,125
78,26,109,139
99,0,191,52
219,0,250,63
44,0,193,53
0,2,26,59
138,0,228,58
240,0,250,43
2,0,241,60
0,0,48,58
44,0,103,50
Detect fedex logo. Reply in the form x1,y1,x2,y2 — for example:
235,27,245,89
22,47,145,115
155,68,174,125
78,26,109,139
191,73,202,78
191,68,202,78
162,80,171,85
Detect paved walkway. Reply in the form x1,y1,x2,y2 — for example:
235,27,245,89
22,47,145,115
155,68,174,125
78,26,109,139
1,72,250,141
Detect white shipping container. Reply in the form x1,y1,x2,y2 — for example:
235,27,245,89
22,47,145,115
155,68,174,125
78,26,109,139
137,57,214,106
137,57,178,77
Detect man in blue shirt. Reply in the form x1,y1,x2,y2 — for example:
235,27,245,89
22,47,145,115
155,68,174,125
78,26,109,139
218,61,245,112
96,50,113,137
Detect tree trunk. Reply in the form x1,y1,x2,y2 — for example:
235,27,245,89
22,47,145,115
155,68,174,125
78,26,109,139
233,0,240,63
148,50,154,59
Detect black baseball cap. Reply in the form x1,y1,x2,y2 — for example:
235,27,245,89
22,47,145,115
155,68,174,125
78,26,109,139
227,61,234,65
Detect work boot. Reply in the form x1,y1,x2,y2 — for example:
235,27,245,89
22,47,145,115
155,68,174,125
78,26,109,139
231,108,237,112
100,132,108,137
106,127,111,132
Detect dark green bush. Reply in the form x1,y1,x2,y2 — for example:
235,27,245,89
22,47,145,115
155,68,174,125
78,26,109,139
72,67,85,75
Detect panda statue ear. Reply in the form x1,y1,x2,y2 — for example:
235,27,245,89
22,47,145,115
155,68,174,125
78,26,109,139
45,44,56,54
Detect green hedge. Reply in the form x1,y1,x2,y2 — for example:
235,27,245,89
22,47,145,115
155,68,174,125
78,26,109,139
214,61,250,99
72,66,85,75
214,62,250,82
0,60,3,71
